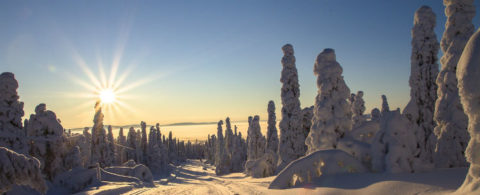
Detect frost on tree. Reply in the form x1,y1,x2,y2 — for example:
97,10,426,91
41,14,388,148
266,101,279,153
434,0,474,169
278,44,305,169
26,103,67,180
306,49,352,153
456,28,480,194
402,6,440,167
371,109,418,173
0,72,28,154
0,147,47,194
352,91,366,127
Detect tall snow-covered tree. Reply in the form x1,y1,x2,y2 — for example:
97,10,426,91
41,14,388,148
402,6,440,167
27,103,67,180
0,72,28,154
381,95,390,114
215,120,230,175
352,91,366,127
434,0,474,168
278,44,305,169
247,116,265,161
266,101,279,153
90,101,109,167
126,127,137,162
105,125,115,166
301,106,314,153
224,117,234,156
306,49,352,153
456,27,480,194
141,121,148,164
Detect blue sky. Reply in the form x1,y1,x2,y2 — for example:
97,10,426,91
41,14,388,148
1,0,479,128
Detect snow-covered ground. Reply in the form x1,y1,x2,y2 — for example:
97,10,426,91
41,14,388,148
83,159,468,195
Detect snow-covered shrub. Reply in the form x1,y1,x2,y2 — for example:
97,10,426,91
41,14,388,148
278,44,305,169
268,149,367,189
104,164,153,184
54,167,98,193
26,103,67,180
456,27,480,194
371,110,419,173
403,5,439,167
0,147,47,194
337,137,371,168
0,72,28,154
306,48,352,153
349,120,380,144
244,150,278,178
434,0,474,169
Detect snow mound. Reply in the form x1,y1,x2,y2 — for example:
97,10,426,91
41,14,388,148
269,149,367,189
0,147,47,194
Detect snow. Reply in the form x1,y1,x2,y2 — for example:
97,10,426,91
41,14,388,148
278,44,305,169
403,5,439,168
306,48,352,153
456,27,480,194
434,0,474,169
349,120,380,144
0,147,47,194
352,91,366,127
269,149,368,189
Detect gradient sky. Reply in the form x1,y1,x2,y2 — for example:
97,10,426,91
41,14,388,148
1,0,479,128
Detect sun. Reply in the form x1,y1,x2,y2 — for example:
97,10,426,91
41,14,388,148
99,89,116,104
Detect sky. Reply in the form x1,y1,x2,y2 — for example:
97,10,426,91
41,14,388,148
1,0,479,129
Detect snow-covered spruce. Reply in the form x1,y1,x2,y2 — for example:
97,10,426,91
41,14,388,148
301,106,314,152
225,117,234,157
402,6,440,168
215,120,230,175
0,147,47,194
266,101,279,153
116,127,127,164
231,126,247,172
247,116,265,161
126,127,137,163
371,108,381,122
245,116,272,177
269,149,367,189
456,27,480,194
26,103,67,180
141,121,148,164
434,0,474,169
0,72,28,154
381,95,390,114
278,44,305,169
306,48,352,153
106,125,115,166
90,101,110,167
371,109,418,173
352,91,366,127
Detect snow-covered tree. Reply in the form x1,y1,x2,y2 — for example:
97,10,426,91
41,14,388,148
0,147,47,194
278,44,305,169
105,125,115,166
224,117,234,156
381,95,390,114
402,6,440,167
371,109,417,173
306,49,352,153
0,72,28,154
27,103,67,180
247,116,265,161
90,101,109,167
371,108,381,122
434,0,474,168
301,106,314,153
140,121,148,164
352,91,366,127
82,127,92,166
215,120,230,175
126,127,137,162
266,101,279,153
456,28,480,194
